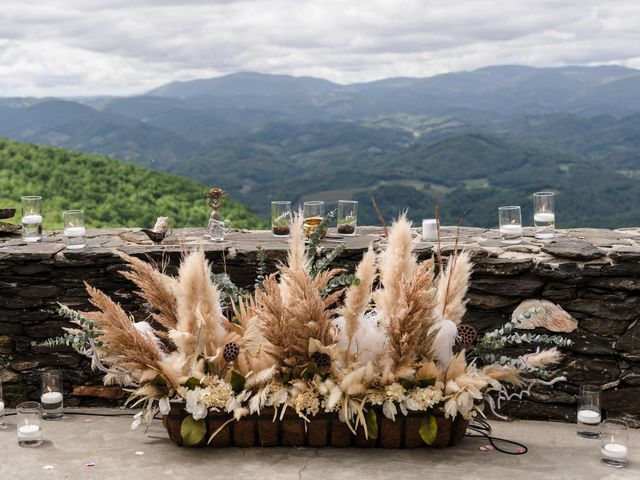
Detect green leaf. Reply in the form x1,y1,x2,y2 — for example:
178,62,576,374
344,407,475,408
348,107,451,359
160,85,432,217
419,415,438,445
229,370,245,394
400,379,416,390
365,409,378,440
180,415,206,446
183,377,200,390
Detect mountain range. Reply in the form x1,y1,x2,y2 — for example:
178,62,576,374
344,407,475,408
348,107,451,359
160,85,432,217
1,65,640,228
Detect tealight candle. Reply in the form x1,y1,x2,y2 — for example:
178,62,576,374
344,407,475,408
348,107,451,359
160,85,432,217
577,409,601,424
17,424,41,441
41,391,63,408
16,401,43,447
533,212,555,223
64,226,86,237
22,214,43,224
422,219,438,241
41,370,64,420
601,443,628,460
601,419,629,468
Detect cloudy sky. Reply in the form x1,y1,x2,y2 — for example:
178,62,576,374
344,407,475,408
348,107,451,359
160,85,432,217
2,0,640,97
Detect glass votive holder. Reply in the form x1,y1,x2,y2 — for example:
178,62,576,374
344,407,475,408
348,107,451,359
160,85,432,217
498,206,523,244
41,370,64,420
271,201,292,237
577,384,601,438
63,210,86,250
303,201,325,238
0,380,6,429
17,402,43,447
422,219,438,241
21,195,43,243
337,200,358,236
601,419,629,468
533,192,555,239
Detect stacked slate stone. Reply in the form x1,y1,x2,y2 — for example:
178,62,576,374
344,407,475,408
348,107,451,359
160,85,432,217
0,226,638,426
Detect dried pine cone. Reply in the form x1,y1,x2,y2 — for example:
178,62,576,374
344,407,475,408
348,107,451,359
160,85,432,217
456,324,478,348
223,342,240,362
311,352,332,369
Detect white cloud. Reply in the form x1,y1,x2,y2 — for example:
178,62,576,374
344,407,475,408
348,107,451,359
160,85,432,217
1,0,639,96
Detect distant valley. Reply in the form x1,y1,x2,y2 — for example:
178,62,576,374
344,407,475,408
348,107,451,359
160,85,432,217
1,65,640,228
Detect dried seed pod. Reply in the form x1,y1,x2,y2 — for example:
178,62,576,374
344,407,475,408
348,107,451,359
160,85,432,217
456,324,478,348
310,352,332,369
223,342,240,362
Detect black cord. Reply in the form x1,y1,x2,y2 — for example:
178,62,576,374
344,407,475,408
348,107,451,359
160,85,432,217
465,418,528,455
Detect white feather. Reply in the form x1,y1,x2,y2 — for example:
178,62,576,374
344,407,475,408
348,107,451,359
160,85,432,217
430,319,458,370
333,311,387,364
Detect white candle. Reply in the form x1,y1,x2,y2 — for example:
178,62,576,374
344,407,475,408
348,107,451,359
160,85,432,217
534,212,555,223
601,443,628,460
17,424,41,441
64,227,86,237
0,400,4,416
422,219,437,241
22,214,43,224
577,409,601,424
41,391,63,405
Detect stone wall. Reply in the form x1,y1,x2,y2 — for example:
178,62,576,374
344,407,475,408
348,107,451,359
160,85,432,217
1,226,639,425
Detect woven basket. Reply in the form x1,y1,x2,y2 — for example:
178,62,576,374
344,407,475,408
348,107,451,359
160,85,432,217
162,405,468,448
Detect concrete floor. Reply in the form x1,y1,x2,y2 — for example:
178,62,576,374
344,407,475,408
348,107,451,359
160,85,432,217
0,409,638,480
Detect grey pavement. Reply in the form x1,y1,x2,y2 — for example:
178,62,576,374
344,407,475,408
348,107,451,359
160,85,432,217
0,409,638,480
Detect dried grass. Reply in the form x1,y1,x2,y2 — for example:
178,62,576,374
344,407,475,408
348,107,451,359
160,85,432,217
435,251,472,324
84,283,179,388
117,252,178,331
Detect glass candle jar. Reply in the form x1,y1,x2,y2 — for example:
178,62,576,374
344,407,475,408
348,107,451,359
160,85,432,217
17,402,43,447
41,370,64,420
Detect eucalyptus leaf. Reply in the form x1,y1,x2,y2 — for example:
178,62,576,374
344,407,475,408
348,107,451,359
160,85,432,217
418,415,438,445
180,415,206,446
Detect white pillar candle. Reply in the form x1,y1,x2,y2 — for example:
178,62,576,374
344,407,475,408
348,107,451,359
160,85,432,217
601,443,628,460
41,391,63,405
534,212,555,223
577,409,601,424
422,219,438,241
22,214,43,224
17,424,41,441
64,226,86,237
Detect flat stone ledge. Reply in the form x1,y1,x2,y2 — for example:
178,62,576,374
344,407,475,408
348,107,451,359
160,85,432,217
0,411,638,479
1,226,640,265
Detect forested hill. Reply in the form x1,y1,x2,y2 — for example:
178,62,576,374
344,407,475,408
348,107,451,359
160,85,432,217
0,139,265,230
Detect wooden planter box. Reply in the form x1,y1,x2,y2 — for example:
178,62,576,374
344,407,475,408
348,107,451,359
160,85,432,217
162,405,468,448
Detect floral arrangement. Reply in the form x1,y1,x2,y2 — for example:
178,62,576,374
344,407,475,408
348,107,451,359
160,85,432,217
49,214,566,447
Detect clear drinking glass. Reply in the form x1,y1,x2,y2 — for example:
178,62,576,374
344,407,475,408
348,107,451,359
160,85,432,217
601,419,629,468
63,210,86,250
337,200,358,236
21,195,43,243
303,201,325,238
0,380,6,429
17,402,43,447
577,384,601,438
271,201,292,237
499,206,523,244
41,370,64,420
533,192,555,239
